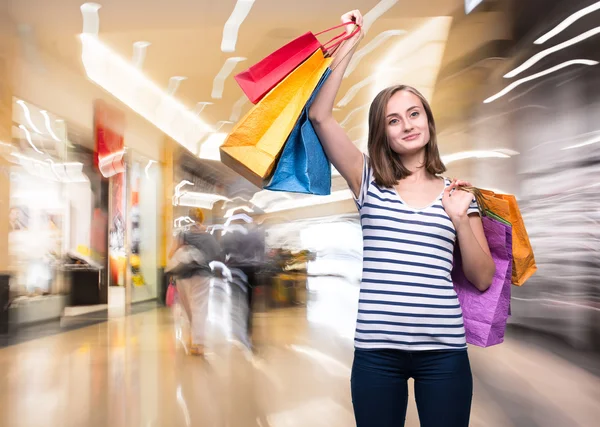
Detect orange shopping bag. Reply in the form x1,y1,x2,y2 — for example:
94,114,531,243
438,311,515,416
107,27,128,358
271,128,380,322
220,49,332,187
469,188,537,286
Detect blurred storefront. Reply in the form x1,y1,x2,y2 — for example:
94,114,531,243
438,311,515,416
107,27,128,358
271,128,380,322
6,97,106,323
95,100,162,308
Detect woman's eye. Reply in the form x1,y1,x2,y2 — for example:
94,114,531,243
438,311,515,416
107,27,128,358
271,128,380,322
389,119,399,125
410,111,419,118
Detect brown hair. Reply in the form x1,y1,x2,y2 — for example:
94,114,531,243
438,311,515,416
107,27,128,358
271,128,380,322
188,207,205,224
367,85,446,187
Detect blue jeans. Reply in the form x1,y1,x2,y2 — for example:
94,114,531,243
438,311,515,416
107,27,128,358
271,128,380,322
351,348,473,427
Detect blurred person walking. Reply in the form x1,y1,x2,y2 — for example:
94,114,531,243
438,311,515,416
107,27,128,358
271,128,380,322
308,10,496,427
221,216,266,347
168,208,222,356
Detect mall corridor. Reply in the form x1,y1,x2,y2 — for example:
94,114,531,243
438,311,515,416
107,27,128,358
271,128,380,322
0,278,598,427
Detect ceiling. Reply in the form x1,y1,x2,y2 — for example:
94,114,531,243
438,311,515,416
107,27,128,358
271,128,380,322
8,0,510,210
9,0,462,124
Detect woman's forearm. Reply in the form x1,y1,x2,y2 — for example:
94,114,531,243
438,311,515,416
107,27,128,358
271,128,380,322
454,216,496,291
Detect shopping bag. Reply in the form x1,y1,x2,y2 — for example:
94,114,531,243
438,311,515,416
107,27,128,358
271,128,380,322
235,23,358,104
166,281,178,307
466,188,537,286
220,49,332,187
265,68,332,195
453,216,513,347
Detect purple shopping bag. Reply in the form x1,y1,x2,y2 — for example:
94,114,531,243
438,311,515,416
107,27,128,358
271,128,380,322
452,216,513,347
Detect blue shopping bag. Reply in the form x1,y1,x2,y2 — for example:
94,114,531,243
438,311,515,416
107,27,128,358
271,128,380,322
265,68,332,195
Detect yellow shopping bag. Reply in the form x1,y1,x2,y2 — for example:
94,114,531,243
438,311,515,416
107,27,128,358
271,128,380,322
220,49,332,187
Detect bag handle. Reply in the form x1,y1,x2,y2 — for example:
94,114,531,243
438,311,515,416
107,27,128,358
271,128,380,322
459,186,491,217
316,22,361,53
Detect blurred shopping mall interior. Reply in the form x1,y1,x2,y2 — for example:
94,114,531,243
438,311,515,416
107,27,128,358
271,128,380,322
0,0,599,426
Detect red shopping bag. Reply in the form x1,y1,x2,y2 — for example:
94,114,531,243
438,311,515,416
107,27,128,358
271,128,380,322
234,22,359,104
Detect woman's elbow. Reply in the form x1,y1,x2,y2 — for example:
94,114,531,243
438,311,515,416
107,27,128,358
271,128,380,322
474,261,496,292
308,105,329,124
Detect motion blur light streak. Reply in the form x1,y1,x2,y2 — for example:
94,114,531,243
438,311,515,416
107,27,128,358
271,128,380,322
17,100,42,134
484,59,599,103
40,110,61,142
534,1,600,44
18,125,43,154
198,132,228,161
212,57,247,99
132,41,151,68
361,0,399,35
221,0,256,53
505,27,600,78
442,149,519,165
79,4,213,153
167,76,187,96
344,29,406,78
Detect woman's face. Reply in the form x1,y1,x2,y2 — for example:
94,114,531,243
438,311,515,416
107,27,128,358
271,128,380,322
384,90,430,156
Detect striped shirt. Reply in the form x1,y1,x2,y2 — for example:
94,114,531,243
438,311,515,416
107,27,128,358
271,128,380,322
353,155,479,351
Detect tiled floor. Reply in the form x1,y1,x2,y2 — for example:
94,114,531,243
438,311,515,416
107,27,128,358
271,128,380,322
0,278,598,427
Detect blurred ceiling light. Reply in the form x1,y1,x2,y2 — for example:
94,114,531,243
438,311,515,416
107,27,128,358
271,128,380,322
224,205,254,218
167,76,187,96
194,102,213,115
224,213,253,227
172,180,194,206
442,149,519,165
222,196,250,208
215,120,234,132
362,0,399,35
505,26,600,78
177,191,230,209
249,190,292,209
561,134,600,150
144,159,156,179
221,0,256,53
465,0,484,15
175,180,194,194
132,41,151,68
18,125,43,154
212,57,246,99
344,30,406,78
80,8,213,154
484,59,598,103
373,18,451,102
340,104,369,127
12,153,87,183
40,110,61,141
80,3,101,35
16,100,42,134
337,75,378,108
198,132,228,161
264,189,353,213
534,1,600,44
229,95,249,122
173,216,195,228
98,149,125,177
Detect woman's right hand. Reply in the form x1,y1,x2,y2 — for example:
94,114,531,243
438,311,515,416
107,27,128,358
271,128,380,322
341,9,363,40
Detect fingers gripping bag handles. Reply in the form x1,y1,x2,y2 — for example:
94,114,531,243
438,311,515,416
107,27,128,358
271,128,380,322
234,22,360,104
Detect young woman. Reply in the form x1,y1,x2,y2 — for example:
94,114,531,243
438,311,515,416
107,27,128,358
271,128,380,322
308,9,496,427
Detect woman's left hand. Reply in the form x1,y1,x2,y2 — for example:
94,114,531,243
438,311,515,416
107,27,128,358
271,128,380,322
442,179,474,224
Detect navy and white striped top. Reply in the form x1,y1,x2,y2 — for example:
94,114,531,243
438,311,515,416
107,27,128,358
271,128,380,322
353,155,479,351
